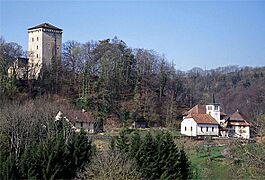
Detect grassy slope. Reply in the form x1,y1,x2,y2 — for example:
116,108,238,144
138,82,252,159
188,146,230,179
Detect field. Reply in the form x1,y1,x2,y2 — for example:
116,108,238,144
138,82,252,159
188,145,230,179
92,128,265,179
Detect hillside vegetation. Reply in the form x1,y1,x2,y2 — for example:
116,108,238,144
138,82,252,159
1,36,265,179
1,37,264,127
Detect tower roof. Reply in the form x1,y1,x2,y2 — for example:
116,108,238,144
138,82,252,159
28,23,62,31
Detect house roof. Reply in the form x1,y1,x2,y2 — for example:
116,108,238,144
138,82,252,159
227,121,251,126
187,105,206,114
28,23,62,31
186,113,219,125
18,57,28,64
183,104,227,117
229,111,248,121
64,109,96,123
15,57,28,67
227,110,252,126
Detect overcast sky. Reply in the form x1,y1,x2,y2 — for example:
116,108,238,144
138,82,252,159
1,0,265,70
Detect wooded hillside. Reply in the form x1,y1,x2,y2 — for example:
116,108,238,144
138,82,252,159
1,37,264,127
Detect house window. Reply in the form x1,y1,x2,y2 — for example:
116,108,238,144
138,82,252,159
32,38,34,42
201,127,203,132
37,45,38,50
206,127,209,132
191,127,193,131
214,105,218,110
37,37,39,41
80,122,83,128
36,54,38,58
212,127,214,132
185,126,187,131
208,106,212,110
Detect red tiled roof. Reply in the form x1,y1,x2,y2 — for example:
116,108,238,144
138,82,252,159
188,105,206,114
186,113,219,125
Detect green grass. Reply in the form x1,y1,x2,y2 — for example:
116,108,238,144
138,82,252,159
188,145,230,179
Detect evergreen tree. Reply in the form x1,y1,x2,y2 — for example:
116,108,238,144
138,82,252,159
135,132,158,179
113,130,192,180
179,148,191,180
129,131,141,158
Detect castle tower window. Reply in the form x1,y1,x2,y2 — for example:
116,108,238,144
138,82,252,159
212,127,214,132
36,54,38,58
206,127,209,132
208,106,212,110
32,38,34,42
37,37,39,41
37,45,38,50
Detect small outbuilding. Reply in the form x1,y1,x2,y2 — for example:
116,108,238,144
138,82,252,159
132,117,148,129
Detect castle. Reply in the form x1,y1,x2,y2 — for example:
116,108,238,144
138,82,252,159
8,23,63,79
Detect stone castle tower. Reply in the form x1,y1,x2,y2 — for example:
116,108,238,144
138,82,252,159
27,23,63,78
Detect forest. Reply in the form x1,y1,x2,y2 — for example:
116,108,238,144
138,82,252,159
0,36,265,179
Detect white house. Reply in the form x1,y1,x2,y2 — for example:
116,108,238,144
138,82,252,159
181,113,219,137
56,109,101,133
226,110,251,139
181,103,252,139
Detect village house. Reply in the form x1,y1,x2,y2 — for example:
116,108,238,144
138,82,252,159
181,104,221,137
55,109,103,133
181,101,251,139
226,110,251,139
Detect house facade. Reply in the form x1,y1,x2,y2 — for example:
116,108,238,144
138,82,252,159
226,110,251,139
55,109,101,133
181,103,251,139
181,106,220,137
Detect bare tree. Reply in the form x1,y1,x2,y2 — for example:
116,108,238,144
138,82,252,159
77,149,141,180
